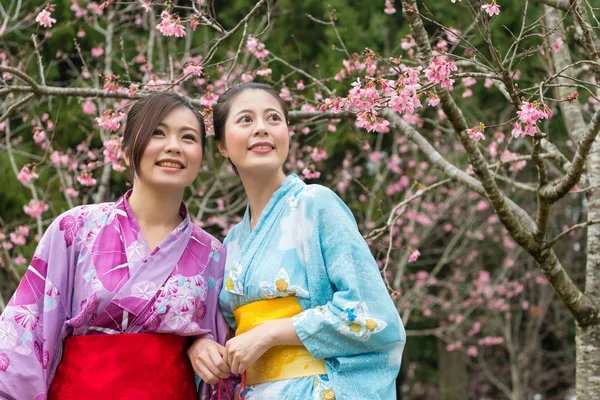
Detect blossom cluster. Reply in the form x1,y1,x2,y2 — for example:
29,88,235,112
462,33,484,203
156,11,186,37
511,101,553,139
246,35,269,59
95,110,126,132
103,136,125,172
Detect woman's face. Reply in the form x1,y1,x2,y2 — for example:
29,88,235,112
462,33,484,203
217,89,289,176
132,106,203,191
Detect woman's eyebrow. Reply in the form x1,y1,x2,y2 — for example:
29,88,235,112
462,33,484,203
234,109,254,117
157,122,199,134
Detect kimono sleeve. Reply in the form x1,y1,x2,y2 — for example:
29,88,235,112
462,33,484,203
0,210,79,400
198,243,238,400
292,188,406,361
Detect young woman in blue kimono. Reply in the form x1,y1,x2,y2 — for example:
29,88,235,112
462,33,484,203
189,83,405,399
0,92,232,400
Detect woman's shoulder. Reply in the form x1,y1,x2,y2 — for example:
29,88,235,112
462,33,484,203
296,183,347,211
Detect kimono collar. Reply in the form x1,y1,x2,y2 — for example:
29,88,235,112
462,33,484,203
243,174,305,229
227,174,306,296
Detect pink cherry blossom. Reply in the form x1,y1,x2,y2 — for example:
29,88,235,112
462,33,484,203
424,58,457,88
478,336,504,346
467,123,486,141
13,254,27,265
274,88,290,103
481,2,500,17
190,14,201,31
246,35,269,59
17,165,39,184
103,136,125,172
139,0,152,12
384,0,397,14
467,346,478,357
302,168,321,179
428,93,440,107
35,9,57,28
91,47,104,57
77,171,97,186
408,249,420,263
82,99,97,115
65,187,79,197
33,127,46,144
511,101,552,139
156,10,186,37
95,110,125,131
23,200,49,218
552,37,563,52
183,63,203,78
50,151,69,167
256,68,272,76
9,232,26,246
446,340,463,351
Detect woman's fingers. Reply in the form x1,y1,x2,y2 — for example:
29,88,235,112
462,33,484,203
196,363,220,385
208,347,231,378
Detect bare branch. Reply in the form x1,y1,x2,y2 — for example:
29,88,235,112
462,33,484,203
539,108,600,202
546,220,600,249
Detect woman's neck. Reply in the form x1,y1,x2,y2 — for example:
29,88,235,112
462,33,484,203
239,169,286,230
127,182,185,230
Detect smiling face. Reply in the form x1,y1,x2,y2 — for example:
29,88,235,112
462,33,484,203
131,106,203,191
216,89,289,176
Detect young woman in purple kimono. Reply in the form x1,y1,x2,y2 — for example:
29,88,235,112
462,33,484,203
0,92,232,400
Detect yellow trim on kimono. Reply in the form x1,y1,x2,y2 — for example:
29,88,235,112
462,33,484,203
233,297,327,386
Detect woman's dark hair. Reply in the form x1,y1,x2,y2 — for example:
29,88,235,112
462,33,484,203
212,82,289,143
122,92,206,178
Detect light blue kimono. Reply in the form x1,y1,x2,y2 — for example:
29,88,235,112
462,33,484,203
219,174,405,399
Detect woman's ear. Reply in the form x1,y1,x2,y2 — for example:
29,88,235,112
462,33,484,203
215,140,229,158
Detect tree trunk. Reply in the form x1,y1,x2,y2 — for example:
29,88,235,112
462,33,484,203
579,151,600,396
437,338,468,400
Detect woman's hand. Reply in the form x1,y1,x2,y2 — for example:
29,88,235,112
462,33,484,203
187,338,231,384
224,318,303,375
223,324,272,375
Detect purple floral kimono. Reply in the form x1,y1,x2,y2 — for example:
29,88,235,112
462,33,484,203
0,192,229,400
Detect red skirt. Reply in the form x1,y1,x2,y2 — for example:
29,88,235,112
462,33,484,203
49,333,197,400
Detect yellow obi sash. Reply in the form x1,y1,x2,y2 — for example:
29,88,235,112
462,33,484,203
233,297,327,386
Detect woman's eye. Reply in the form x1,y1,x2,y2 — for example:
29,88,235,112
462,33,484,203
239,115,252,123
152,130,165,136
182,134,198,141
268,114,282,122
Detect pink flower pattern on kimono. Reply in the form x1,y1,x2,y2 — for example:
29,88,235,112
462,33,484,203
195,300,206,321
91,223,129,293
142,313,161,332
13,305,40,330
10,257,47,306
176,236,209,276
68,293,98,329
0,321,18,349
131,280,159,300
172,286,195,313
59,215,83,248
34,342,49,369
0,352,9,371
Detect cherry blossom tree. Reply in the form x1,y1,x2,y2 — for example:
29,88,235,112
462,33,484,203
0,0,598,397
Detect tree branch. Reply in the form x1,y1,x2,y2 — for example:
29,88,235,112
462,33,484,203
539,107,600,202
